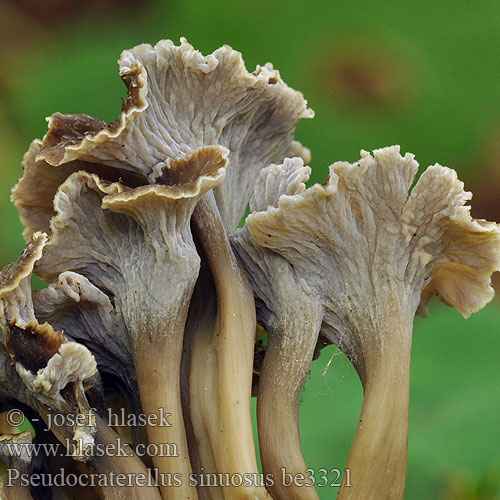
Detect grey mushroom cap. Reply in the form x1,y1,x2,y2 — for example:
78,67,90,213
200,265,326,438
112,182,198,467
34,146,227,345
33,38,312,232
233,157,321,331
238,147,500,372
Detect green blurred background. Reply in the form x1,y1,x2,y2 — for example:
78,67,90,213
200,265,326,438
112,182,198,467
0,0,498,498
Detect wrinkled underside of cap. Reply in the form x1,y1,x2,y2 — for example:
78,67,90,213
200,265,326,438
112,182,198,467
244,146,500,360
16,342,96,403
34,37,312,231
34,147,225,342
34,271,134,388
0,236,98,416
33,275,142,422
13,142,227,246
36,144,226,282
233,157,317,328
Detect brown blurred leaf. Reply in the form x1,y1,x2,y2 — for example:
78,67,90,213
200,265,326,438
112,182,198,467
312,38,418,111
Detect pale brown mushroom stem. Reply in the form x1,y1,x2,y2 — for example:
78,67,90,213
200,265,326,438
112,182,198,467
38,410,163,500
337,318,412,500
91,414,163,500
257,308,322,500
183,269,224,500
132,301,198,500
192,193,271,500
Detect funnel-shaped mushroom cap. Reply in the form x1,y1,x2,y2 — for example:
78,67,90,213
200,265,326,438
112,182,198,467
31,148,225,409
34,38,312,231
234,148,500,500
34,146,226,344
244,147,500,366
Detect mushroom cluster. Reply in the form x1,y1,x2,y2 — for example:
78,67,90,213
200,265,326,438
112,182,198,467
1,38,499,500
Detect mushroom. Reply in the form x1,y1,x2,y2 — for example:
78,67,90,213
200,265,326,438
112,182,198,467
0,344,161,500
234,147,500,500
14,142,148,460
0,431,34,500
33,148,225,499
35,38,312,231
12,38,312,499
32,269,155,464
32,271,142,442
11,139,142,242
233,158,322,500
180,256,223,500
0,234,163,500
0,232,97,461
